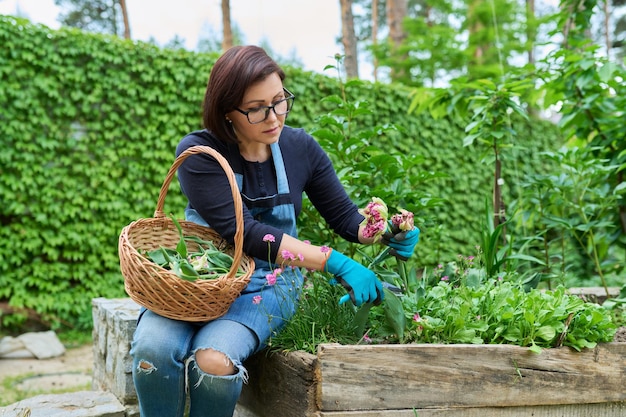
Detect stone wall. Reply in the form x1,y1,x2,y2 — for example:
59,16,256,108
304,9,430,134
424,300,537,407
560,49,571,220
91,298,141,416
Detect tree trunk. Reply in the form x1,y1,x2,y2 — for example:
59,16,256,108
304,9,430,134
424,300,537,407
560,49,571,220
222,0,233,51
387,0,408,80
562,0,585,48
340,0,359,78
372,0,379,82
467,0,486,76
119,0,131,39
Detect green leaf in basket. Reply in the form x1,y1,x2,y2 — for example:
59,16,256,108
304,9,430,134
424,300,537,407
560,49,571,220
206,250,236,271
145,247,178,267
179,260,200,281
185,235,220,251
169,214,187,259
145,249,168,266
169,260,183,277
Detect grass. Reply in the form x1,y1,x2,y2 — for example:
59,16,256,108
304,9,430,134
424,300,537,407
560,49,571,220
0,330,94,408
0,372,92,407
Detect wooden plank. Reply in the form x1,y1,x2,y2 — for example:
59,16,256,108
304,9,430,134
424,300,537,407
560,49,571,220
240,349,318,417
316,343,626,412
318,402,626,417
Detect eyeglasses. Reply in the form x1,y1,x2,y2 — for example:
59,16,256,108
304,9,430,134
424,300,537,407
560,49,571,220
234,88,295,124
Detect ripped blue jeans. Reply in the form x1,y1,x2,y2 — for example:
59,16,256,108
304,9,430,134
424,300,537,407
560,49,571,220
130,310,258,417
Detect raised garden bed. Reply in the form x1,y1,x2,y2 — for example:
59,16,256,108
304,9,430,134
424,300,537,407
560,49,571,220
240,342,626,417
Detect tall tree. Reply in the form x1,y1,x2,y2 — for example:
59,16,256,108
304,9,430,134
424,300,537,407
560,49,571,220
55,0,131,39
606,0,626,59
340,0,360,78
386,0,409,80
369,0,465,86
119,0,130,39
372,0,380,81
464,0,527,80
221,0,233,51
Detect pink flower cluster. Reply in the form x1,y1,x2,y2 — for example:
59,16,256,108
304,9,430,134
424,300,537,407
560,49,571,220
359,197,389,241
390,209,415,232
359,197,416,241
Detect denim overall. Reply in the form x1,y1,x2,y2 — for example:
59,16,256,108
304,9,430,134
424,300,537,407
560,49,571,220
131,142,303,417
185,141,304,346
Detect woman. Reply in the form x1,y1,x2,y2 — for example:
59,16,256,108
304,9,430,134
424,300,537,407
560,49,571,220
130,45,419,417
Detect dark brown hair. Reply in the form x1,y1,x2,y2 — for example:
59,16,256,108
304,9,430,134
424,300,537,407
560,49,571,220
202,45,286,144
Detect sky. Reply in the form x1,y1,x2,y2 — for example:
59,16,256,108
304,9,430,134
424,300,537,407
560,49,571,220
0,0,344,75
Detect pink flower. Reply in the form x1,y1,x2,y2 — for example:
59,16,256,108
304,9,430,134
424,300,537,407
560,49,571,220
304,240,311,245
263,234,276,243
265,273,277,286
441,276,449,281
297,253,304,262
358,197,389,242
281,250,296,261
413,313,422,322
320,246,330,254
252,295,262,305
359,197,389,219
363,334,372,343
274,267,283,275
391,209,414,232
362,219,387,239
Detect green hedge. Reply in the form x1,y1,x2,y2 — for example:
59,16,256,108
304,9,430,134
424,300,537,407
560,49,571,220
0,16,562,330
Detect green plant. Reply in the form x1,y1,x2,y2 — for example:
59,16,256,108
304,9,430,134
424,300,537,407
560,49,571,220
512,146,625,293
367,260,616,353
273,248,617,354
305,55,443,262
268,274,360,353
144,216,244,281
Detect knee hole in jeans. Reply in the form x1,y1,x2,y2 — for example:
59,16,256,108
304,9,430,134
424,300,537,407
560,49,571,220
195,348,236,376
137,360,157,374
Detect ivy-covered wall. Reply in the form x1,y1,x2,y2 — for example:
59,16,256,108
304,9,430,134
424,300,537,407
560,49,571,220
0,16,561,330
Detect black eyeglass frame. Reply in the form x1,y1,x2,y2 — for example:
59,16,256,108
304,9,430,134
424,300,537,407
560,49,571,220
233,88,295,124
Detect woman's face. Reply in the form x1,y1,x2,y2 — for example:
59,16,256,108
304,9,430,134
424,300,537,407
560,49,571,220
227,72,289,147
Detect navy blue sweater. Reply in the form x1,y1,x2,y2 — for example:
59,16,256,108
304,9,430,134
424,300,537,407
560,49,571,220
175,126,364,262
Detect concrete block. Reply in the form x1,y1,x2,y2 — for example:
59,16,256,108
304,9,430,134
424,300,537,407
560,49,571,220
0,390,126,417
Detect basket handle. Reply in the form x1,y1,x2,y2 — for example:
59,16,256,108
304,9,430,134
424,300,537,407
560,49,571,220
154,145,245,279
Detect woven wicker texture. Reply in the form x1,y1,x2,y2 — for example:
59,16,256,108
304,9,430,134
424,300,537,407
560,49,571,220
119,145,255,322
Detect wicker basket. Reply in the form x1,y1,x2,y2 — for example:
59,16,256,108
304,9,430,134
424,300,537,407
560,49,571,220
118,145,255,322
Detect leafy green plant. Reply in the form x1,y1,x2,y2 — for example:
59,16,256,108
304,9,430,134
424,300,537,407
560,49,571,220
143,216,244,281
304,55,444,258
512,146,625,293
362,252,617,353
268,274,360,353
273,249,617,354
413,281,612,352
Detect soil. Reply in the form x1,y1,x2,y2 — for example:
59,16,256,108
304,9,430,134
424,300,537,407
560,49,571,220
614,326,626,342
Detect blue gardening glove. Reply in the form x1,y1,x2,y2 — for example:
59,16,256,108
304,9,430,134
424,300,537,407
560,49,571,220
381,225,420,261
325,250,384,306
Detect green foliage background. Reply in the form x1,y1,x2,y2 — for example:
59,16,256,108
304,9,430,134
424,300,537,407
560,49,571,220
0,17,562,330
